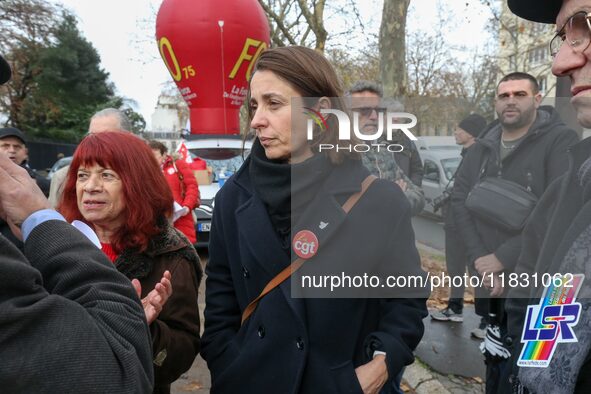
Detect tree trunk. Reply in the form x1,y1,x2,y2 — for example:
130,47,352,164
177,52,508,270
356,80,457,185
380,0,409,97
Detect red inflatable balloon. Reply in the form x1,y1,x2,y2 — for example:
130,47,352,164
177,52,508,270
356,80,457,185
156,0,269,135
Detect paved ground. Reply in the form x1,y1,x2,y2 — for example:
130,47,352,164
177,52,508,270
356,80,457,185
172,252,209,394
417,306,485,379
171,337,485,394
171,355,210,393
404,307,485,394
412,215,445,251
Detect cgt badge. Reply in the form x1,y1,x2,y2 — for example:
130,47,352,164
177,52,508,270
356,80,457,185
292,230,319,259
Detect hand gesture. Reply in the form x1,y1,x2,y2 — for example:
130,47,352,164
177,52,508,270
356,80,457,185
131,270,173,324
482,273,505,297
0,152,49,231
395,179,408,192
474,253,504,276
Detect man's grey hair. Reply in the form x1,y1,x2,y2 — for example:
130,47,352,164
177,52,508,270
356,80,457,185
348,81,383,97
90,108,132,132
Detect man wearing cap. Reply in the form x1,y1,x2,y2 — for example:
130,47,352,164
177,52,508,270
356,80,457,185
504,1,591,393
0,127,50,196
431,114,488,333
0,54,154,392
0,127,50,250
451,71,578,393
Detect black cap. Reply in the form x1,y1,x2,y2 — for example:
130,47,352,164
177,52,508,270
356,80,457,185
0,54,11,85
458,114,487,138
507,0,561,24
0,127,26,144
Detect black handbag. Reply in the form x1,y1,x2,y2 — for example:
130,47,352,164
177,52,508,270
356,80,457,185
465,176,538,232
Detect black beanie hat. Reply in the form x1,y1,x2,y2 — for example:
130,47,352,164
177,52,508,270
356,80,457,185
458,114,486,138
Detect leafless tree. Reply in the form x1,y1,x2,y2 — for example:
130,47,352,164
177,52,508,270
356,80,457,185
379,0,409,97
0,0,63,127
257,0,365,52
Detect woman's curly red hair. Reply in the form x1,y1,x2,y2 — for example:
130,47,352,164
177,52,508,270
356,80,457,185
58,131,173,253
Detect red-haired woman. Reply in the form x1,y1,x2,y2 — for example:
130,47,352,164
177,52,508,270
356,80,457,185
148,140,199,244
58,132,202,394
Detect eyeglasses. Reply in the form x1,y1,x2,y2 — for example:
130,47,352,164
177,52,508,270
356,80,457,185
550,11,591,58
352,107,387,117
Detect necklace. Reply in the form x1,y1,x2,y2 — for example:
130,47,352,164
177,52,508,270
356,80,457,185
500,139,516,149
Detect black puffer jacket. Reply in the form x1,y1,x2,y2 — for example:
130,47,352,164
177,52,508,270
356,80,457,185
451,106,579,272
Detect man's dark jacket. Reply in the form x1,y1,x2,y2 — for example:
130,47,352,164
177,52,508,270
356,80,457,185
451,106,579,272
0,220,154,393
506,137,591,392
201,156,428,393
392,134,424,187
444,147,469,229
21,161,50,197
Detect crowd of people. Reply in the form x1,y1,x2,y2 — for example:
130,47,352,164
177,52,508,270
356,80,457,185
1,0,591,392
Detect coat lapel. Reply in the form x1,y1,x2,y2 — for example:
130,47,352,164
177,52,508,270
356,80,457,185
235,196,308,326
545,139,591,274
289,160,369,296
292,191,348,258
235,195,290,277
232,157,369,326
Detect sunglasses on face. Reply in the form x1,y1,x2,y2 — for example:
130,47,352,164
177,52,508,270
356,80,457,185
352,107,388,117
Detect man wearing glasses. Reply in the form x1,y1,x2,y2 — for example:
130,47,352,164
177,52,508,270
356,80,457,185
451,70,578,393
349,81,425,216
504,1,591,393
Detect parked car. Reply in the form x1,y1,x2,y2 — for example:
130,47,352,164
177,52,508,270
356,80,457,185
420,149,462,219
46,156,73,180
416,136,461,152
185,135,253,248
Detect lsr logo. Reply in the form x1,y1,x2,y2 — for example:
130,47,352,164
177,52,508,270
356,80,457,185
522,303,581,342
304,108,418,153
517,301,582,367
292,230,319,259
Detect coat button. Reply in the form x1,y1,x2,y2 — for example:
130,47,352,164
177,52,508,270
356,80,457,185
242,266,250,278
296,337,304,350
257,326,265,338
504,336,513,347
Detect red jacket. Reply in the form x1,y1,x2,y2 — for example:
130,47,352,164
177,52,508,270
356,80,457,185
162,156,200,244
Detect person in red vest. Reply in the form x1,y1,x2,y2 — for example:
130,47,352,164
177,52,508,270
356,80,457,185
149,140,200,244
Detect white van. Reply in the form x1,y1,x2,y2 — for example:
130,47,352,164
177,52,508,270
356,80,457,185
416,136,461,152
184,135,253,248
420,149,462,218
